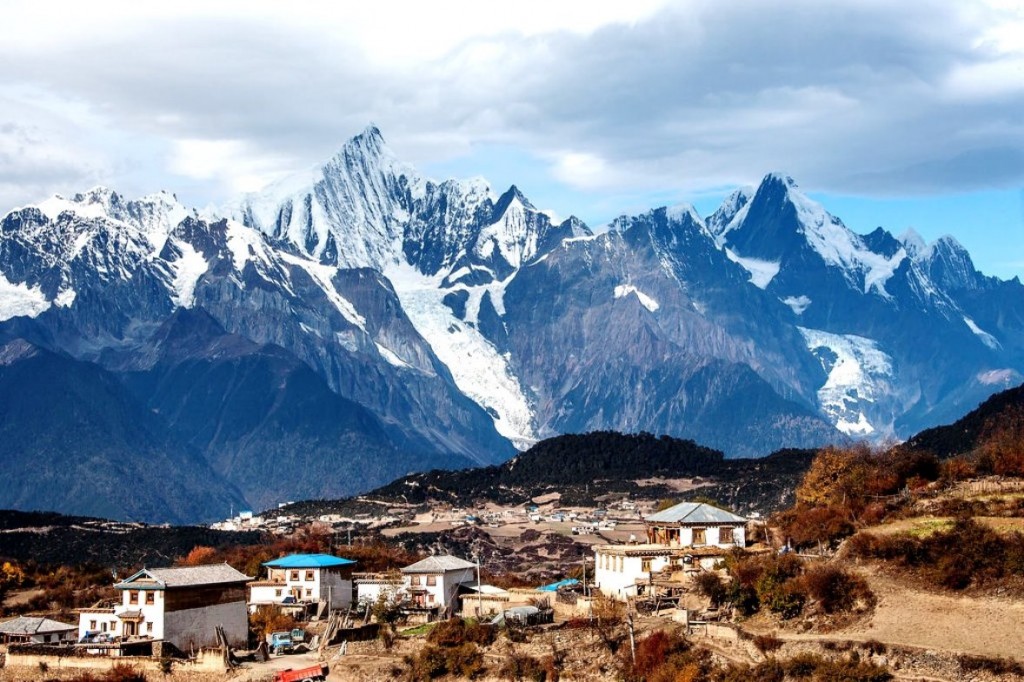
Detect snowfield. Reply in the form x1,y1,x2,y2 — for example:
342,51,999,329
799,327,895,436
386,262,537,448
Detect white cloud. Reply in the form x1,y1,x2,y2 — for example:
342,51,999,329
0,0,1021,208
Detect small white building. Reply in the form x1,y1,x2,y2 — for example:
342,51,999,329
595,501,748,600
77,564,251,652
248,553,355,614
0,616,77,644
643,501,747,548
354,572,404,610
400,555,476,614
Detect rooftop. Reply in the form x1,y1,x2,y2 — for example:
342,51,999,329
594,543,732,557
263,553,356,569
402,555,476,574
116,563,251,589
645,502,747,525
0,616,76,635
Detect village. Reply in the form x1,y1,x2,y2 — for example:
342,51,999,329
2,442,1024,682
0,497,773,681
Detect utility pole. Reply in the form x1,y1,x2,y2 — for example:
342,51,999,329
581,554,588,599
475,552,483,618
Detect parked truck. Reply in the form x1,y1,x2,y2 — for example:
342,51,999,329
273,663,328,682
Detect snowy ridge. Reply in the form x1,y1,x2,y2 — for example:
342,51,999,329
279,252,367,331
779,176,905,296
474,194,540,269
798,327,895,436
707,186,754,241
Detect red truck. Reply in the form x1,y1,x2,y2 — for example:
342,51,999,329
273,663,329,682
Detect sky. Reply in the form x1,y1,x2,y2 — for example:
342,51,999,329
1,1,1022,278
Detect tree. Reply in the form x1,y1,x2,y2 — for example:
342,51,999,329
250,606,298,638
795,445,875,509
179,546,217,566
0,561,26,603
978,406,1024,476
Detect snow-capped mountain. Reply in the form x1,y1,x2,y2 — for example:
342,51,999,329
1,125,1022,521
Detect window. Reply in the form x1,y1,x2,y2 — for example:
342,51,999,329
305,570,315,581
290,570,300,581
90,620,97,631
427,594,435,604
101,622,108,632
275,589,283,597
617,556,624,572
305,589,312,598
410,575,421,586
129,591,138,604
145,592,155,605
110,621,117,631
692,528,706,545
641,558,652,573
720,527,734,544
45,634,52,643
146,623,153,634
426,575,437,586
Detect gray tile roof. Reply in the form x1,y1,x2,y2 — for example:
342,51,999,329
401,555,476,574
645,502,747,524
116,563,251,589
0,616,76,635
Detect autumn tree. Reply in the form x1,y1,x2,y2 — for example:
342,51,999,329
795,445,876,509
179,546,217,566
0,561,26,603
978,405,1024,476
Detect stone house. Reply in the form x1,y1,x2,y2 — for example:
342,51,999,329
76,564,251,651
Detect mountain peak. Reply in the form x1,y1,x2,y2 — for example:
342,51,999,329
762,172,799,190
335,123,391,163
493,184,536,217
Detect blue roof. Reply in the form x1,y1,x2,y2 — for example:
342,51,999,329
263,553,355,568
537,578,580,592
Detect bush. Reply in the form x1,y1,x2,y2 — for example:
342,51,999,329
849,518,1024,592
59,666,148,682
958,654,1024,676
405,641,486,681
694,572,727,606
249,605,298,638
778,654,891,682
499,652,546,681
801,565,874,614
621,630,691,682
752,633,783,654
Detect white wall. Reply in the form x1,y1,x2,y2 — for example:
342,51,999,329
114,589,165,640
594,551,674,600
78,610,120,641
403,567,475,610
355,580,404,610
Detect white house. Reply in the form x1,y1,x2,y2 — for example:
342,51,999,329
0,616,77,644
354,572,404,610
594,501,747,600
77,563,251,652
248,553,355,614
400,555,476,615
643,501,747,548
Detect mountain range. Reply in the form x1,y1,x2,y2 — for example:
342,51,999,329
1,125,1021,522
